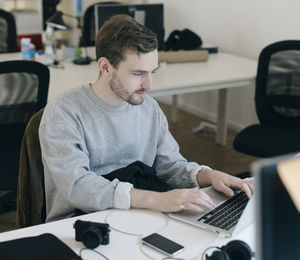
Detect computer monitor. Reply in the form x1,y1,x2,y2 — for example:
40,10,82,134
94,3,165,51
253,154,300,260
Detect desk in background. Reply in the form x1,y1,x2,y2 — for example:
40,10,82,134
0,50,257,145
0,209,255,259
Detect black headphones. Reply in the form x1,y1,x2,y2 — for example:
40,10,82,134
202,240,254,260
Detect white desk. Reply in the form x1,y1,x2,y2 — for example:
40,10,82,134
0,51,257,146
0,209,255,259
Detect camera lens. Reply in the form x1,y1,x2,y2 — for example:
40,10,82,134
82,226,103,249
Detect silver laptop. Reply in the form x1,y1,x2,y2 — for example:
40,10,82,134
168,186,255,237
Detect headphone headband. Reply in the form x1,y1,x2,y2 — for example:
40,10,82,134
203,240,253,260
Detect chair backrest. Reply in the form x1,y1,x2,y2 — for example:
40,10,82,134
80,1,121,47
0,9,18,53
255,40,300,126
0,60,49,191
0,60,49,126
16,108,46,228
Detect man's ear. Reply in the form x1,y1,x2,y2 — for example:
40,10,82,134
97,57,112,75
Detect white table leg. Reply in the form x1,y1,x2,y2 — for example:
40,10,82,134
171,95,178,123
216,88,228,146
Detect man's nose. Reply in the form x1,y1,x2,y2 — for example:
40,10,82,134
142,74,153,90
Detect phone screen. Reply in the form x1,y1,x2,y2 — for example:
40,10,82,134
142,233,184,256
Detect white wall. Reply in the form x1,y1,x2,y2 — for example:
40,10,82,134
57,0,300,130
56,0,128,46
146,0,300,130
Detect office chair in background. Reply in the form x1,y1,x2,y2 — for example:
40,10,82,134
0,9,18,53
233,40,300,158
0,60,49,214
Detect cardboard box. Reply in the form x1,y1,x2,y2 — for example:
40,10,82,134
158,50,209,63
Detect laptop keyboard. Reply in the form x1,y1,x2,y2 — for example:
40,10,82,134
197,191,249,230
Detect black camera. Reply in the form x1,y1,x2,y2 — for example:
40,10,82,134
74,220,110,249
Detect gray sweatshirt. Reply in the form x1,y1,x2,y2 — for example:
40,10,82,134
39,85,210,221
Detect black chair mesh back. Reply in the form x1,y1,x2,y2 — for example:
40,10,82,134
0,16,8,52
0,9,18,53
0,72,39,125
255,40,300,126
0,60,49,191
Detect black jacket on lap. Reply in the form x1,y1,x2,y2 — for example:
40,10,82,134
103,161,170,192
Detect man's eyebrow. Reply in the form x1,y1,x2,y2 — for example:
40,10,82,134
131,66,160,74
130,70,147,73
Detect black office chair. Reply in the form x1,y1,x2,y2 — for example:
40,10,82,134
80,1,121,47
0,9,18,53
233,40,300,158
0,60,49,213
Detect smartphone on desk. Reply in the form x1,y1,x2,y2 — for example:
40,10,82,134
142,233,184,256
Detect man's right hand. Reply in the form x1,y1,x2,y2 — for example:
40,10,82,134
130,187,215,213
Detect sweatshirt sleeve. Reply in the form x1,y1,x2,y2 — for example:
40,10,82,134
153,109,211,189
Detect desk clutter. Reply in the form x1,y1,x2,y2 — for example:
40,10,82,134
159,28,212,63
0,211,254,260
0,219,111,260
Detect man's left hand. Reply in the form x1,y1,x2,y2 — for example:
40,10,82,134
197,169,254,198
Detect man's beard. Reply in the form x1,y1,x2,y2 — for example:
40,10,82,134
109,72,146,106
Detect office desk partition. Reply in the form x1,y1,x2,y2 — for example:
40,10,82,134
0,51,257,146
0,209,255,259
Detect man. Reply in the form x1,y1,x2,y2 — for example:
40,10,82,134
39,15,253,222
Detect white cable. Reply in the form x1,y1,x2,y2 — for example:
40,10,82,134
140,224,223,260
79,247,109,260
200,233,224,260
139,243,186,260
139,242,158,260
105,210,169,259
105,210,169,236
104,210,224,260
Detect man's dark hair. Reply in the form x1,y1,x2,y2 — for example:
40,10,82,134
95,14,158,68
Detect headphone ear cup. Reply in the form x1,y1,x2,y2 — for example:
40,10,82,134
222,240,252,260
206,249,230,260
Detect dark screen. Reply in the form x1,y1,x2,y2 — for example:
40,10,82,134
94,4,165,51
259,163,300,260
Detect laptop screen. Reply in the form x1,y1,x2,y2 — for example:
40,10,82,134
254,156,300,260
